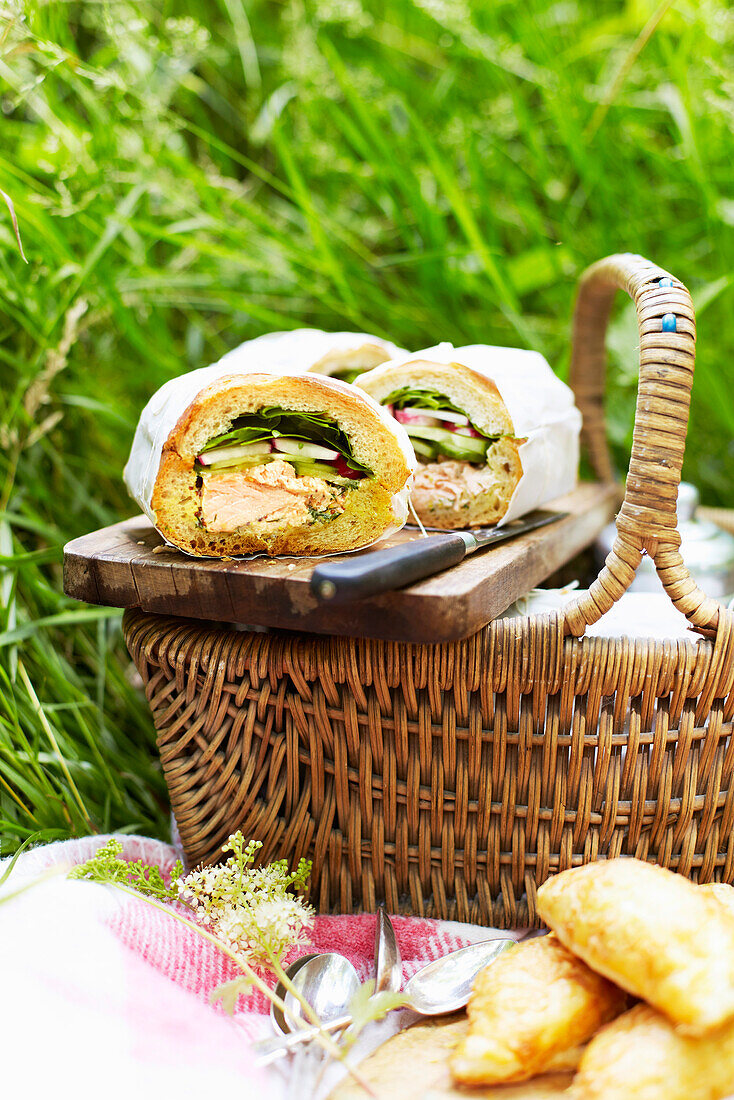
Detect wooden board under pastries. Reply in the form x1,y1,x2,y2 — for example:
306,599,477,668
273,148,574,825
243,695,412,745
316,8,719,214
328,1016,574,1100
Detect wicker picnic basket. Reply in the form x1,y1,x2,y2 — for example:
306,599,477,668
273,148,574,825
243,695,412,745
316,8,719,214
123,253,734,927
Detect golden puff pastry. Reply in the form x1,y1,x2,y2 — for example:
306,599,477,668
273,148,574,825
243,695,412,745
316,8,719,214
569,1002,734,1100
537,858,734,1035
451,934,626,1086
701,880,734,917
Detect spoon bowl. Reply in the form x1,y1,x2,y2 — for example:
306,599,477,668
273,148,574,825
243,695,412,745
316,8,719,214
270,953,319,1034
272,952,361,1036
405,937,515,1015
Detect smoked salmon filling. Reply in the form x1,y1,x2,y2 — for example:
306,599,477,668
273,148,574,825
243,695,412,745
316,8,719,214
124,369,415,557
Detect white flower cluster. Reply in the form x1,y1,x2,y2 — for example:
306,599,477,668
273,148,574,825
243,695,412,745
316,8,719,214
175,833,313,965
215,895,313,965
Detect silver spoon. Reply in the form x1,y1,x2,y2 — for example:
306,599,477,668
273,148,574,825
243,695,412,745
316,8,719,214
271,952,361,1037
256,934,518,1065
375,906,402,994
270,908,402,1040
283,952,361,1032
269,952,320,1035
404,938,512,1014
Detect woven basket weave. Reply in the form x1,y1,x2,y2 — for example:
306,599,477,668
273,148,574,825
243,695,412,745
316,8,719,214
123,253,734,927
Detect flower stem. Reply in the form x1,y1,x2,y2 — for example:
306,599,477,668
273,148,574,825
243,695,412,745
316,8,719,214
268,950,324,1030
267,948,376,1097
105,884,376,1094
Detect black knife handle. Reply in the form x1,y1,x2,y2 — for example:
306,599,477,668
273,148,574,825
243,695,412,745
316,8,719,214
310,532,467,604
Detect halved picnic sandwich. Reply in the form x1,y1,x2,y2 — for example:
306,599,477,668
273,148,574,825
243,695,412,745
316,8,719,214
124,364,415,558
357,344,581,529
216,328,404,382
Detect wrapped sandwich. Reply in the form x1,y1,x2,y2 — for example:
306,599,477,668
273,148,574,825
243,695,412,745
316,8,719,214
124,358,415,557
215,328,404,382
357,344,582,529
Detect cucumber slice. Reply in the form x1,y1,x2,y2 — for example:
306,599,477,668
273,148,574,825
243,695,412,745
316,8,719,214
286,458,362,486
198,442,272,465
406,425,487,458
286,459,341,479
438,437,489,462
200,455,275,473
411,438,435,459
272,438,339,461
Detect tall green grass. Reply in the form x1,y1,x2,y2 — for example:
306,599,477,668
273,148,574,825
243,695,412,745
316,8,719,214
1,0,732,852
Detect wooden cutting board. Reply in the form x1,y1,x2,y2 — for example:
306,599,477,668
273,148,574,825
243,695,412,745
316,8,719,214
328,1015,574,1099
63,482,616,643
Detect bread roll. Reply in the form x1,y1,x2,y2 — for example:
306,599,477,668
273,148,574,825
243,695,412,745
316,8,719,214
537,858,734,1035
451,935,626,1086
357,344,580,529
124,367,415,557
570,1003,734,1100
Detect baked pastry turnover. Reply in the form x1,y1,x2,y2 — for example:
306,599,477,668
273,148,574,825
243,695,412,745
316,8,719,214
570,1003,734,1100
451,935,626,1085
537,858,734,1035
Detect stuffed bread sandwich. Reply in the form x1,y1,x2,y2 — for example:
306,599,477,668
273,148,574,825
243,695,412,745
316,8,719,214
357,344,581,529
124,364,415,558
216,328,404,382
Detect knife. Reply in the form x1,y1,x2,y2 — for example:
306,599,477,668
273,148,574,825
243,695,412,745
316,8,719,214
310,509,567,605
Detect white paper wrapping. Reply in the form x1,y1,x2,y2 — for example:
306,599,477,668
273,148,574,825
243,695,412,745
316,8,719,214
123,335,416,556
378,342,582,525
501,587,695,640
216,328,403,375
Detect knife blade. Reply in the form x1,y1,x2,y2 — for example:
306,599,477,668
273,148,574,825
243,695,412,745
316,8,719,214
310,509,567,604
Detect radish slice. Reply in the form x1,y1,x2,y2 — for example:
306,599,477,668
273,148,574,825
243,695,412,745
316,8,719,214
435,410,470,425
197,442,271,465
273,438,340,461
333,455,363,479
396,406,469,426
393,408,433,427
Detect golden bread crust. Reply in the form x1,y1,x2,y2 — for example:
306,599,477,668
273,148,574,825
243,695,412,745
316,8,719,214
310,343,393,376
358,360,521,527
357,359,515,438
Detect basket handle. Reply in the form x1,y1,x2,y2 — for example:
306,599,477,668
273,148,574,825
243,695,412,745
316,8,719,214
562,252,723,638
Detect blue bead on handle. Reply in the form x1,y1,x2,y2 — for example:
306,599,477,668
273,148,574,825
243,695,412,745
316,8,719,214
658,277,674,288
662,313,677,332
